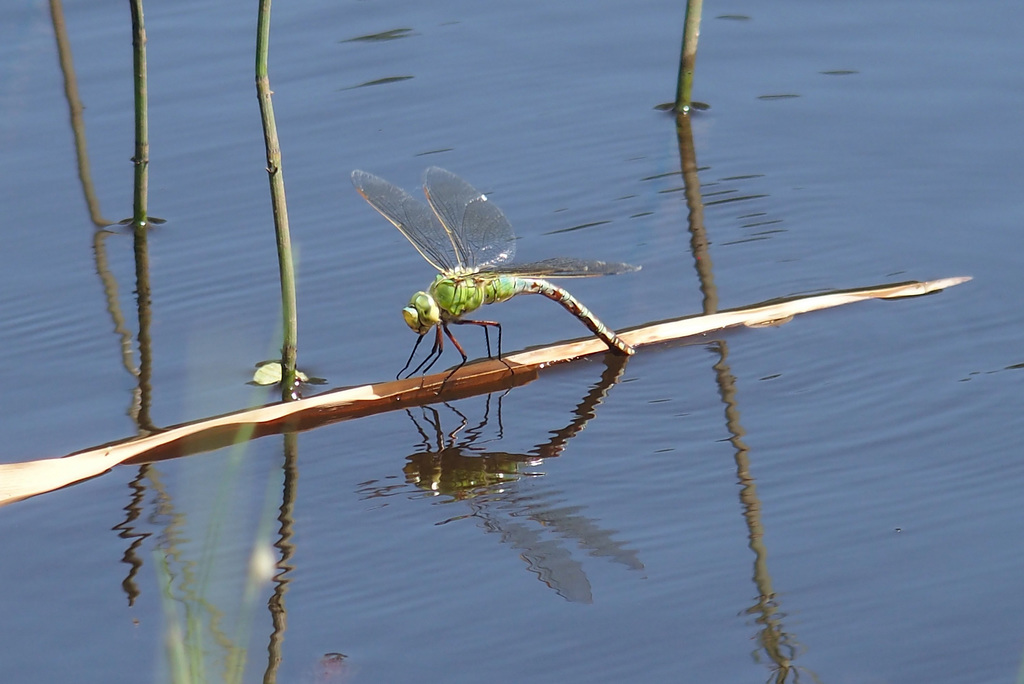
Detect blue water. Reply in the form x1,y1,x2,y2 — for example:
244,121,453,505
2,0,1023,682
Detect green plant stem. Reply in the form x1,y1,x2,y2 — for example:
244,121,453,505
256,0,298,397
129,0,148,224
675,0,703,113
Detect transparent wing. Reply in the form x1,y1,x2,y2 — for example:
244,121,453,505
423,166,517,272
495,257,641,278
351,169,460,273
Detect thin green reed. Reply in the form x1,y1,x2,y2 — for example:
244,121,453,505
256,0,299,397
128,0,148,224
675,0,703,113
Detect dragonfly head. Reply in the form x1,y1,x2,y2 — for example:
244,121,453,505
402,291,441,334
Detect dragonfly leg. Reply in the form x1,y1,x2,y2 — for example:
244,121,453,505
438,323,470,391
451,319,501,357
398,333,430,379
411,325,445,377
450,319,514,375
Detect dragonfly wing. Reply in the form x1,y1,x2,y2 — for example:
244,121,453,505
498,257,641,278
423,167,517,272
352,170,460,273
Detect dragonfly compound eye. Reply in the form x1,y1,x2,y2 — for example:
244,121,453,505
403,291,440,333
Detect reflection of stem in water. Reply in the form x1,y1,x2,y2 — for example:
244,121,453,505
133,224,155,432
113,464,151,606
228,433,296,684
49,0,111,227
712,341,818,683
92,230,142,415
676,112,718,314
263,432,299,684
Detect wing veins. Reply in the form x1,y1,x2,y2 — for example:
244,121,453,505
352,170,461,273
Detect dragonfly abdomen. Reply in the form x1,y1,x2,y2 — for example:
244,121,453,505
512,278,634,355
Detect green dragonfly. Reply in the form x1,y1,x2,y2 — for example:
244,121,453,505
351,166,639,380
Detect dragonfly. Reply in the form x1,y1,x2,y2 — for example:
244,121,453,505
351,166,639,382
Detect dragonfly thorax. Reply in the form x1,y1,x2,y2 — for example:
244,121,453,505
435,273,511,316
404,274,506,334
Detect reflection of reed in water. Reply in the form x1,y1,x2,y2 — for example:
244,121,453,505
49,0,110,227
112,465,151,606
675,105,817,681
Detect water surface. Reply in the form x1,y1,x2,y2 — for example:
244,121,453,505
1,1,1022,682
